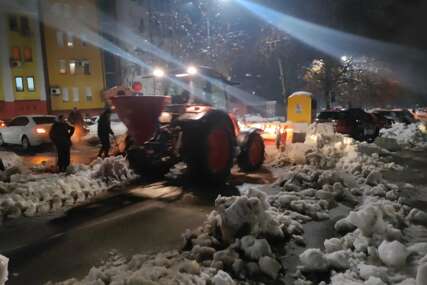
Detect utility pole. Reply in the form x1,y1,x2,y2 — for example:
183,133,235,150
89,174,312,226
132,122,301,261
277,57,287,102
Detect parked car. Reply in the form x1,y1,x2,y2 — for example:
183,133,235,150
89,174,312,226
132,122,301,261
316,108,378,141
369,112,393,130
0,115,56,150
372,109,417,125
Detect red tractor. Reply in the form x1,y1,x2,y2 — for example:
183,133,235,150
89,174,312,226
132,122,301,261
110,66,265,183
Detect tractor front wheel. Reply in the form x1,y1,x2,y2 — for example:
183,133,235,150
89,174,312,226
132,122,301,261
186,117,234,184
237,131,265,172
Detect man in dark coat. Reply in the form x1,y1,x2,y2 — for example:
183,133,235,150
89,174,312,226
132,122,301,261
97,108,114,158
68,107,85,142
50,115,75,172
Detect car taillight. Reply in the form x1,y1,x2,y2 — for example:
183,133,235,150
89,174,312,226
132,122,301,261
36,128,46,134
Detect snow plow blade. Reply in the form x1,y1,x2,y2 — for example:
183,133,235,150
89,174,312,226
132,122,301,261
110,95,169,145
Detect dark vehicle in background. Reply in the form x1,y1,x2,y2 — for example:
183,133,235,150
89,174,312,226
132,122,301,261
372,109,417,125
369,112,393,130
316,108,378,141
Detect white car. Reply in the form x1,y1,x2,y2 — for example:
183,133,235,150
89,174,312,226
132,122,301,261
0,115,56,150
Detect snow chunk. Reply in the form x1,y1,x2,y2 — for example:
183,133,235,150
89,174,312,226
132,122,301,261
348,206,386,237
417,263,427,285
240,236,272,260
358,264,388,281
378,240,409,267
258,256,281,279
299,248,329,271
325,250,351,270
0,255,8,285
212,270,235,285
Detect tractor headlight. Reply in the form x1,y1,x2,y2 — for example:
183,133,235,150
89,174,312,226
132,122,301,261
187,66,198,75
153,68,165,78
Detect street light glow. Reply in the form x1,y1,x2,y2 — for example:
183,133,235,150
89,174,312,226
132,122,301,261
341,55,349,62
153,67,165,78
187,66,198,75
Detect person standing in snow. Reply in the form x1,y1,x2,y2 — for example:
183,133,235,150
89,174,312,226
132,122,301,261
68,107,85,142
50,115,75,172
97,108,115,158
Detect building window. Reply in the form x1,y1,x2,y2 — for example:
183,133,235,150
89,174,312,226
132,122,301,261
8,15,18,32
82,60,90,75
72,87,80,102
59,60,67,74
23,47,32,62
11,47,21,61
69,60,76,75
62,87,69,102
20,16,30,36
56,31,64,47
66,32,74,47
85,87,93,101
15,77,24,92
26,77,35,92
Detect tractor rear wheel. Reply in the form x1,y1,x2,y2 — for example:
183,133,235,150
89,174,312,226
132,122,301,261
237,132,265,171
186,116,234,184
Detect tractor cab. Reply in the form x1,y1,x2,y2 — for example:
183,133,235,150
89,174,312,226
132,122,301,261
142,65,237,113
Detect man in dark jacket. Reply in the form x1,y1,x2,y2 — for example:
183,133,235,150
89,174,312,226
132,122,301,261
68,107,85,142
97,108,114,158
50,115,75,172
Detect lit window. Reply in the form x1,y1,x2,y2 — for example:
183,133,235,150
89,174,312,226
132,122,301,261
85,87,93,101
56,31,64,47
23,47,32,62
62,87,69,102
59,60,67,74
82,60,90,75
11,47,21,61
15,77,24,92
26,77,35,91
72,87,79,102
69,60,76,75
66,32,74,47
8,15,18,32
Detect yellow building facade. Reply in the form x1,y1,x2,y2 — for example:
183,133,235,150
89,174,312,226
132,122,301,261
41,0,106,114
0,8,48,120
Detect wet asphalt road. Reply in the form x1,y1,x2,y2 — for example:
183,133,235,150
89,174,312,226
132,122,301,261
0,180,226,285
0,143,276,285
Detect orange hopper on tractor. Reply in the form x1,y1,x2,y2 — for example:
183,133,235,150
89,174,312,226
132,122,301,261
109,66,265,184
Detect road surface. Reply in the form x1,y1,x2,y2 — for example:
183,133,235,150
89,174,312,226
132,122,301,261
1,178,240,285
0,142,276,285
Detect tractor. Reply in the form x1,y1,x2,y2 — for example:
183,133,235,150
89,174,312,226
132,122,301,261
110,66,265,184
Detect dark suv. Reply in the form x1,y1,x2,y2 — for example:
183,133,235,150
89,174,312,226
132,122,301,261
372,109,417,125
316,108,378,141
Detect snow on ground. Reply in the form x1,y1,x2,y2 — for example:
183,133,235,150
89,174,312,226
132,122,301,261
379,123,427,149
0,254,8,285
0,156,135,222
49,123,427,284
0,151,23,169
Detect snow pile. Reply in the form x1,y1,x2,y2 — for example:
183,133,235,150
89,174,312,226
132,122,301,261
49,251,217,285
0,255,8,285
296,192,427,285
0,151,23,169
51,190,288,284
0,151,25,182
379,123,427,148
0,156,135,221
